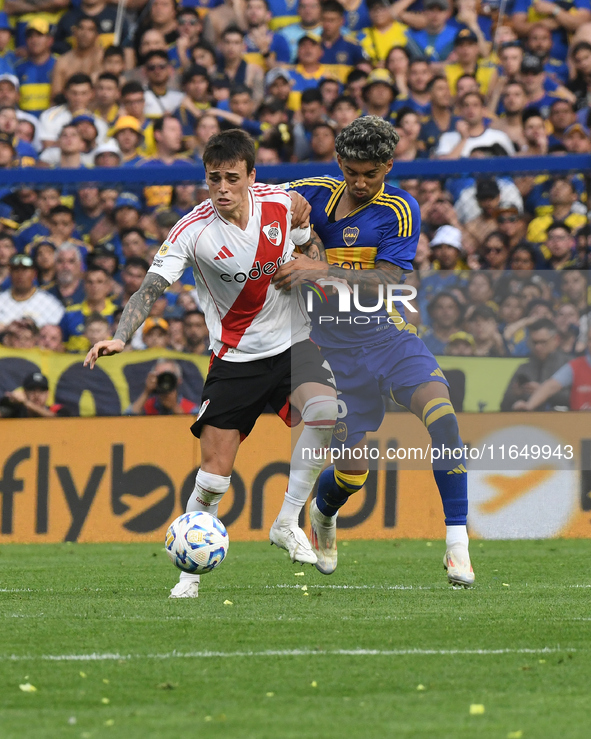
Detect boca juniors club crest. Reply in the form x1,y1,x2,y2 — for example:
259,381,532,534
343,226,359,246
263,221,283,246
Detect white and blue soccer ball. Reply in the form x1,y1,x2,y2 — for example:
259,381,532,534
165,511,229,574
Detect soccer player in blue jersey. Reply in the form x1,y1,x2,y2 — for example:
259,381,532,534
275,116,474,586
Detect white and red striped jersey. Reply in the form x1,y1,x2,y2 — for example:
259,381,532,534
149,183,311,362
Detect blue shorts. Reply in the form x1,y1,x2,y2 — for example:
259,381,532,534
321,330,448,448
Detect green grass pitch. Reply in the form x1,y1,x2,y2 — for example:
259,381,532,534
1,540,590,739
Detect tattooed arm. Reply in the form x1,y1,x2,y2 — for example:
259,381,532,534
299,228,327,263
328,260,405,296
84,273,171,369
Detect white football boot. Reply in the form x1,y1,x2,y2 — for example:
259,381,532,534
309,499,338,575
443,545,475,587
269,518,318,565
169,575,200,598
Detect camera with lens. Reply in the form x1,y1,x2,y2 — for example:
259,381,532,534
0,396,22,418
155,371,178,395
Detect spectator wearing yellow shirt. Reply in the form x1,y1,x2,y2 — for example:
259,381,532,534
445,29,497,96
290,33,332,108
527,177,588,245
359,0,409,65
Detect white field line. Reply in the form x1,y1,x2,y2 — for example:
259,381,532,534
2,584,591,594
1,647,578,662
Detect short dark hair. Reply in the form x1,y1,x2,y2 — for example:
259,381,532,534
85,312,110,327
65,73,92,89
503,80,526,95
469,304,497,322
572,41,591,56
120,227,146,241
522,106,543,125
426,74,447,92
153,115,175,134
177,6,199,17
181,65,210,87
221,24,244,40
301,88,323,106
121,81,144,97
203,129,256,174
124,256,150,272
547,220,572,236
330,94,358,113
49,204,74,219
97,72,119,86
459,90,484,106
183,308,206,322
395,106,419,125
75,15,99,31
476,178,500,201
85,264,110,279
550,98,575,112
0,231,15,245
191,40,217,59
529,318,557,334
145,49,169,65
427,291,463,318
104,45,124,59
346,68,368,85
321,0,345,14
230,84,253,98
312,121,336,137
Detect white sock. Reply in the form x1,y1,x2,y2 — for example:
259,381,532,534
446,525,469,548
277,395,337,525
186,469,231,518
180,470,231,583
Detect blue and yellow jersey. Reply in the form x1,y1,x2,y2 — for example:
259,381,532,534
321,35,367,83
14,55,57,117
391,94,431,122
343,1,371,33
244,31,291,69
288,175,420,348
136,156,197,211
60,298,118,353
512,0,590,61
0,50,17,75
267,0,300,30
289,64,332,109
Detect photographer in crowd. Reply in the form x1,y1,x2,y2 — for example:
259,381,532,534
124,357,199,416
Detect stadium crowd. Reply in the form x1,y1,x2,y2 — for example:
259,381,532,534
0,0,590,413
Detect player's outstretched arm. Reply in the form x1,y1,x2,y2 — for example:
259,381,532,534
329,260,405,295
273,230,329,290
84,273,171,369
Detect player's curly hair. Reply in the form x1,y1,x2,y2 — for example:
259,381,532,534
335,116,400,163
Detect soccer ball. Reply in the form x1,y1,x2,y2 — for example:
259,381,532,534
165,512,229,574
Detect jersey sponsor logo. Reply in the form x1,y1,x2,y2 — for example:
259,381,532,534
220,256,285,282
342,226,359,246
158,243,170,256
262,221,282,246
214,245,234,260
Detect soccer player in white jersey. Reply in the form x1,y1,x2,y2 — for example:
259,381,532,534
85,129,338,598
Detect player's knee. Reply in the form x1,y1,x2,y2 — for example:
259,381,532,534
301,395,338,429
426,409,461,448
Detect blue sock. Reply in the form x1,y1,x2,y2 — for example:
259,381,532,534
316,466,368,517
424,399,468,526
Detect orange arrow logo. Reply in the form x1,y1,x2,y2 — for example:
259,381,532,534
479,469,554,514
